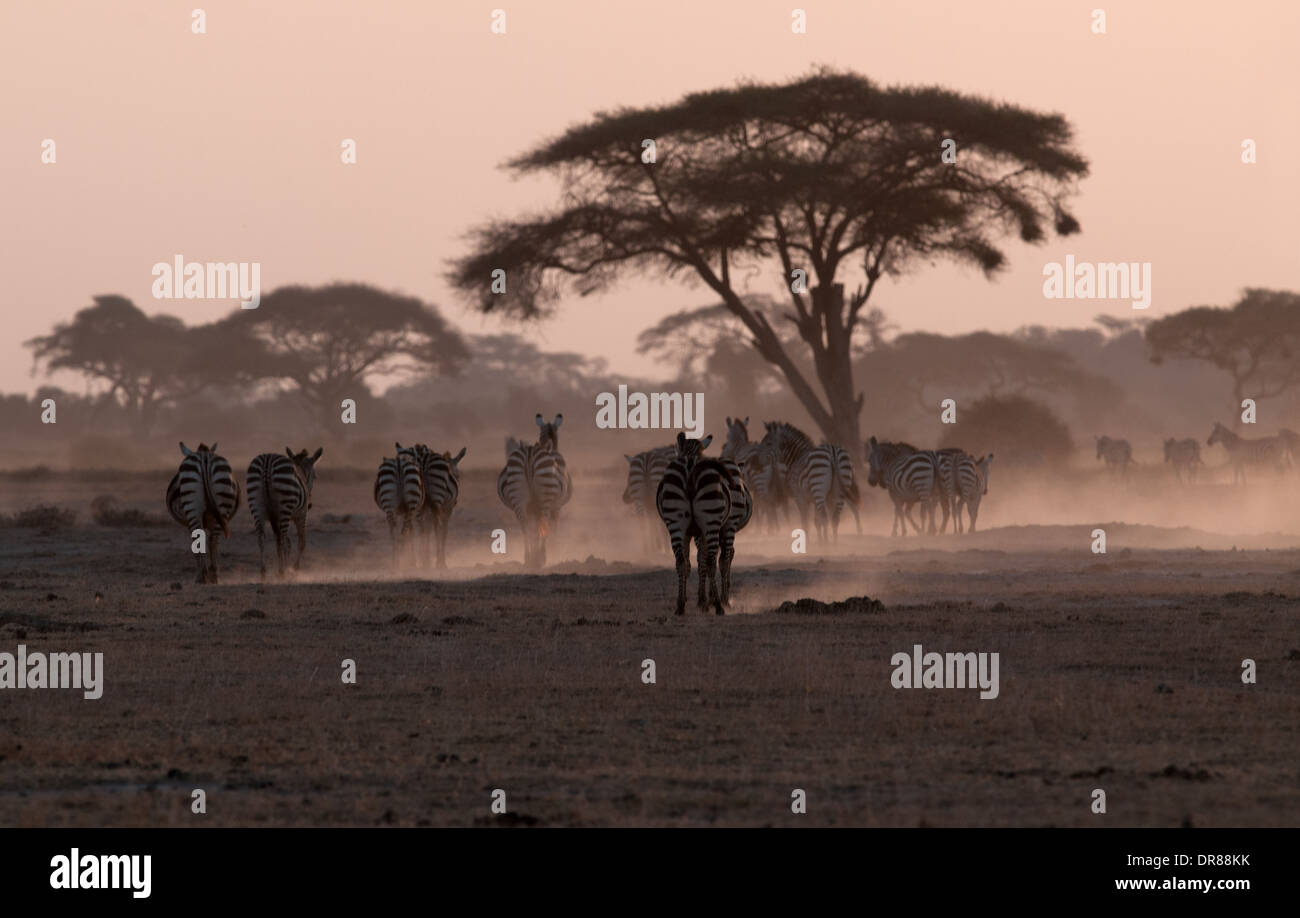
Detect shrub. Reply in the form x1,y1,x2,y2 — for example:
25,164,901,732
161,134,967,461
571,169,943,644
938,394,1073,466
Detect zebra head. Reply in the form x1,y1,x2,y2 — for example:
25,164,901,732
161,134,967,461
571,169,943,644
723,416,750,459
675,432,712,471
286,447,324,504
1163,438,1175,462
536,413,563,450
1094,436,1108,460
866,436,885,488
979,454,994,494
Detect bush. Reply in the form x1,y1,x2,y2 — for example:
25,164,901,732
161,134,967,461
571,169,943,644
938,394,1074,467
0,504,77,529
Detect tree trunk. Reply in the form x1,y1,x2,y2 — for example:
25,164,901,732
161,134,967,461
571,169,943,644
812,284,865,462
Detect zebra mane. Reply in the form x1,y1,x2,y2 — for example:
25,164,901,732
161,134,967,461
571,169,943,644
761,421,814,452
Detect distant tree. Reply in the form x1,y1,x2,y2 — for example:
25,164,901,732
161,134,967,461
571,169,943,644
219,283,470,428
24,295,203,435
447,68,1088,458
938,393,1073,467
859,331,1121,416
1145,288,1300,417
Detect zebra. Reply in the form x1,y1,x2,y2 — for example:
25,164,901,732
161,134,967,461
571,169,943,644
1207,422,1283,484
932,447,966,533
655,433,733,615
1162,438,1203,483
866,437,939,536
623,445,675,553
166,442,241,583
951,452,994,532
246,447,324,579
1095,436,1134,476
794,442,856,543
717,454,753,603
759,421,817,533
397,442,467,568
497,413,572,568
725,416,784,533
373,452,425,567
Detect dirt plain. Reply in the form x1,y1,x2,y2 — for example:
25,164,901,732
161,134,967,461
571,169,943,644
0,463,1297,827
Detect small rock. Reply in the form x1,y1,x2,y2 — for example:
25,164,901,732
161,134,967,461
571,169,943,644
241,609,266,619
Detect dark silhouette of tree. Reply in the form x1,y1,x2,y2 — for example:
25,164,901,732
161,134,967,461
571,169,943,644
219,283,470,428
24,295,203,435
447,68,1087,456
861,330,1121,416
1145,289,1300,418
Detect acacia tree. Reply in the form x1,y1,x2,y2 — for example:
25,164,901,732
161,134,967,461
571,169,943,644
448,68,1088,456
24,295,202,435
219,283,470,427
1146,288,1300,419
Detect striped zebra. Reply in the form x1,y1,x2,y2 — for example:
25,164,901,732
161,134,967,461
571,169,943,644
1207,422,1283,484
1162,438,1202,483
373,452,425,566
724,416,784,533
622,445,675,553
759,421,817,533
397,442,467,568
866,437,939,536
795,442,856,543
246,447,324,579
718,455,752,602
497,413,572,568
1095,436,1134,476
950,452,994,533
932,447,966,534
655,433,733,615
166,442,241,583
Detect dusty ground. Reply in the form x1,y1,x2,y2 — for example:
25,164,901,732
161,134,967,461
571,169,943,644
0,466,1297,826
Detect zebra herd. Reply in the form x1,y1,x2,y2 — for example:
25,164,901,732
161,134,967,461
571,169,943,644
1098,423,1300,484
166,442,323,584
620,419,994,613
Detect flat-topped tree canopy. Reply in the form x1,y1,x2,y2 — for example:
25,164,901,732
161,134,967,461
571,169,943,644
448,68,1088,455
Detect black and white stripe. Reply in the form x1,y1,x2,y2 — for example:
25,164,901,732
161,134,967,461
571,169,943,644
759,421,816,532
1207,421,1283,484
166,441,241,583
655,433,733,615
1162,437,1202,483
792,443,854,543
950,452,994,532
497,413,572,568
866,437,939,536
246,446,323,578
623,444,675,553
397,442,466,568
718,455,752,602
374,452,425,566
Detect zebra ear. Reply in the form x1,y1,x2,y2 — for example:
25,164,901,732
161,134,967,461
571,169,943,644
310,448,324,463
553,414,563,428
452,448,466,464
624,454,634,463
395,442,403,451
869,436,877,447
210,442,218,454
285,447,294,458
725,416,732,426
535,413,545,428
676,432,687,450
700,434,713,450
743,416,749,426
179,442,194,457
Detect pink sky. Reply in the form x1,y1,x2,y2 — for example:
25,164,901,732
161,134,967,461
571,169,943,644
3,0,1297,395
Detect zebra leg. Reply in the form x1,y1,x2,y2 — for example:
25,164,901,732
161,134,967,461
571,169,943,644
701,532,723,615
968,495,981,532
275,519,290,576
193,529,208,583
695,534,708,609
387,510,399,567
671,533,689,616
719,527,735,606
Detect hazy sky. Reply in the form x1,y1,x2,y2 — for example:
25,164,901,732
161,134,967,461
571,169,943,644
3,0,1297,396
